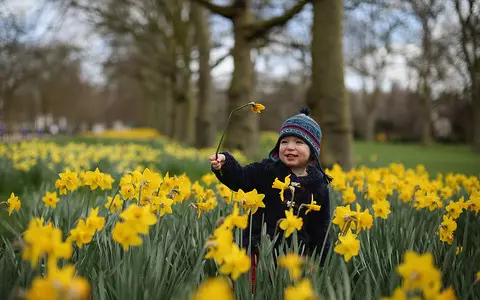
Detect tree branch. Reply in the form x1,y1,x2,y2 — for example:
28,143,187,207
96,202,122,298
454,0,473,69
190,0,235,19
211,49,232,70
247,0,310,40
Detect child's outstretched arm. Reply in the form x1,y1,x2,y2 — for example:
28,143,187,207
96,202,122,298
209,152,267,192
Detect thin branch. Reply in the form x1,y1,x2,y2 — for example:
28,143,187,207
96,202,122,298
454,0,473,69
211,49,232,70
247,0,310,40
190,0,235,19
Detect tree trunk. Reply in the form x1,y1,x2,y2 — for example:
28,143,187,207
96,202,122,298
224,3,259,157
420,77,433,146
364,111,376,141
420,20,433,146
182,50,196,146
472,64,480,152
363,88,380,141
174,97,186,142
166,76,176,139
192,3,215,149
307,0,354,170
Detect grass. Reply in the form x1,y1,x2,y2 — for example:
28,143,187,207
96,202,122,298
258,132,480,177
353,141,480,177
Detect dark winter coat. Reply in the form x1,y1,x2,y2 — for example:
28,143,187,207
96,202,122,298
212,152,331,261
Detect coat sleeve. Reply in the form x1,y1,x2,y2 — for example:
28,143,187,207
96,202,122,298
306,183,331,263
212,152,269,192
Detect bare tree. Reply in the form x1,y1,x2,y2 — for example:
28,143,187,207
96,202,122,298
453,0,480,151
406,0,445,146
74,0,198,145
345,3,403,141
192,3,215,148
307,0,354,169
192,0,310,156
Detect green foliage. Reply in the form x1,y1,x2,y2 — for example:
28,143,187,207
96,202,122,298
0,137,479,299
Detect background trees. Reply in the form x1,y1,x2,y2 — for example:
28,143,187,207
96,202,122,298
2,0,479,167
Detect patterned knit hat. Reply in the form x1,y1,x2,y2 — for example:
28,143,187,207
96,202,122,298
269,108,332,183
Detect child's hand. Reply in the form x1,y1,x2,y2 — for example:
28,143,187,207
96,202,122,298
210,154,226,170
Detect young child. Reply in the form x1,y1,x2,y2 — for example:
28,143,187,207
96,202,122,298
209,108,332,263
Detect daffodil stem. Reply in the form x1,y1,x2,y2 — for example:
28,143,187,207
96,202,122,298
296,205,305,217
66,193,71,232
248,211,253,257
292,231,299,254
106,184,121,220
85,190,92,217
215,102,255,158
318,219,333,265
138,184,143,205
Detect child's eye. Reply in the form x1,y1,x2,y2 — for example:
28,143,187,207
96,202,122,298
296,140,304,144
281,140,288,144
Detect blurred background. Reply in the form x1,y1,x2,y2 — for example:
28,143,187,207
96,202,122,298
0,0,479,174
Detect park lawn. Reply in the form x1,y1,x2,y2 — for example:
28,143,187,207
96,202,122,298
354,141,480,177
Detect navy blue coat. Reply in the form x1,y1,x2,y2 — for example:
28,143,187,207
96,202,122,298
212,152,331,260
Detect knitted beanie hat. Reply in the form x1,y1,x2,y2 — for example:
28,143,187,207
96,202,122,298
269,108,332,183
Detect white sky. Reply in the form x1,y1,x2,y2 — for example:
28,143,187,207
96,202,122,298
3,0,462,94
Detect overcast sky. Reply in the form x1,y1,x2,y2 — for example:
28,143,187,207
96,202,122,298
4,0,459,94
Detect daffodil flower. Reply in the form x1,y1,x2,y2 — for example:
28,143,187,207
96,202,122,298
272,175,291,202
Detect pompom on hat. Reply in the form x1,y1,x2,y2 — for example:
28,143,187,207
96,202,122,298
269,108,332,183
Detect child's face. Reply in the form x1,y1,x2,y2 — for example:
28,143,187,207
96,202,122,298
278,136,311,170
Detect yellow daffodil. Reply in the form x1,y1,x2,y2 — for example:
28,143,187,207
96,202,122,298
152,193,174,217
112,221,143,251
279,209,303,238
304,195,321,215
120,184,136,200
195,196,218,218
236,189,265,214
250,102,265,113
434,287,457,300
105,195,123,213
372,199,391,219
466,191,480,215
278,253,304,281
57,169,80,193
205,226,233,264
69,220,94,248
86,207,105,232
22,220,72,267
216,184,232,204
26,263,90,300
42,191,60,208
396,251,442,295
272,175,291,202
120,204,157,234
219,244,250,280
201,173,218,186
222,204,248,230
7,192,21,215
445,198,465,219
284,279,315,300
194,277,234,300
439,215,457,245
334,230,360,262
83,167,105,191
342,185,357,204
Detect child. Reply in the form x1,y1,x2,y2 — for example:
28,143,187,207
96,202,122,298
209,108,332,263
